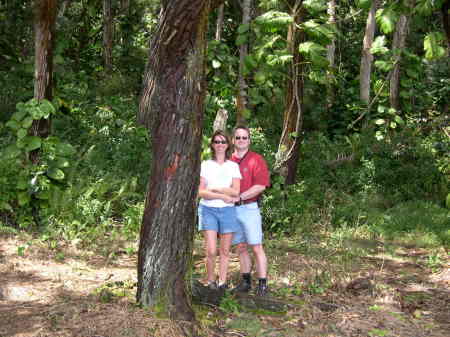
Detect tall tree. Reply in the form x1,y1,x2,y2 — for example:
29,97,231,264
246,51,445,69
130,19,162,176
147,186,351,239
326,0,337,113
442,0,450,48
236,0,252,126
103,0,113,73
389,6,411,111
215,3,225,41
359,0,379,104
31,0,57,162
275,0,305,185
136,0,217,322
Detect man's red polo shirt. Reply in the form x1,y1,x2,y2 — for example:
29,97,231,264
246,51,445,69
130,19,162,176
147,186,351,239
231,151,270,203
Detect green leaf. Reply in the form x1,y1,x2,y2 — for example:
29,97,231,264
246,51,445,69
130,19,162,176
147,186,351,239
237,23,250,34
47,167,65,181
254,71,267,84
36,190,50,200
17,128,27,139
21,116,33,128
12,109,27,122
17,178,28,190
6,120,20,131
38,99,56,118
18,192,30,206
376,8,397,34
394,115,405,125
375,119,385,125
374,60,393,72
55,158,70,168
424,32,446,60
212,59,221,69
25,136,42,152
0,202,13,211
244,55,258,69
303,0,327,13
55,143,76,156
255,11,293,26
3,144,21,158
236,34,247,46
370,36,389,55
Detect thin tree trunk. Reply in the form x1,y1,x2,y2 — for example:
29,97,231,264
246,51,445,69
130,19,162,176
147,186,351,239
389,13,410,111
137,0,215,322
442,0,450,49
275,1,304,185
31,0,57,163
359,0,378,104
103,0,113,73
326,0,337,116
236,0,251,126
215,3,224,41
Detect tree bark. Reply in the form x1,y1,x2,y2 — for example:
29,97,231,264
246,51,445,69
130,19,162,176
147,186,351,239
442,0,450,49
215,3,224,41
137,0,216,322
236,0,251,126
275,1,304,185
359,0,378,104
31,0,57,163
103,0,113,73
389,13,410,111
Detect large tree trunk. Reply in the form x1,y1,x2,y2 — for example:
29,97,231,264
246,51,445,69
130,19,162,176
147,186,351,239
275,1,304,185
215,3,225,41
236,0,251,126
389,13,410,111
31,0,57,163
326,0,337,116
136,0,214,322
359,0,378,104
103,0,113,73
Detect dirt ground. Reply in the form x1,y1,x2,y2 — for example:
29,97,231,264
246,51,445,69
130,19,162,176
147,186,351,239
1,235,449,337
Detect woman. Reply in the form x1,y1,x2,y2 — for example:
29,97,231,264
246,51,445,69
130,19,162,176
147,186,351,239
198,130,241,289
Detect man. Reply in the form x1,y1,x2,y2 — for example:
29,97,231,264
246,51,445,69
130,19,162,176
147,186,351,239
231,126,270,296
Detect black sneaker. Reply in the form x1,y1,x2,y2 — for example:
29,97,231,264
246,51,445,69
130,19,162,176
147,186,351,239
218,283,229,290
207,281,218,290
232,280,251,293
255,283,268,296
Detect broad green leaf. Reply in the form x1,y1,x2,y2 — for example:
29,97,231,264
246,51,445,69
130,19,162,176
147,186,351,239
55,158,70,168
254,71,266,84
374,60,393,72
394,115,405,125
55,143,76,156
212,59,221,69
370,36,389,55
244,55,258,69
17,128,27,139
375,131,384,140
303,0,327,13
22,116,33,128
16,178,28,190
376,9,397,34
356,0,371,10
0,202,12,211
303,20,333,43
236,35,247,46
424,32,446,60
25,136,42,152
12,109,27,122
36,190,50,200
39,99,56,117
3,144,21,158
6,120,20,130
390,121,397,129
237,23,250,34
255,11,293,26
375,119,385,125
47,167,65,181
18,192,30,206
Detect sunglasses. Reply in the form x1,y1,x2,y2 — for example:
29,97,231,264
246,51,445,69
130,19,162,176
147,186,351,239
235,136,248,140
213,140,227,144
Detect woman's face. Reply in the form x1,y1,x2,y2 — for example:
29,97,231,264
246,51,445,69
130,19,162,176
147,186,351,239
212,135,229,155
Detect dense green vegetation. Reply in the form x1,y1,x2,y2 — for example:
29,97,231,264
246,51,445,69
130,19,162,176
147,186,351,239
0,0,448,254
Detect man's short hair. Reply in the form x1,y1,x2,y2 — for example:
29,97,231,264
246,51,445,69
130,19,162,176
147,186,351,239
233,125,250,138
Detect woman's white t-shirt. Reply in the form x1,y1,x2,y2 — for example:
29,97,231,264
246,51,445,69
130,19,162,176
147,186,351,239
199,159,242,208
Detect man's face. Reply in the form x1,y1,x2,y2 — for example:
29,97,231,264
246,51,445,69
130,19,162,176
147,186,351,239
233,128,250,151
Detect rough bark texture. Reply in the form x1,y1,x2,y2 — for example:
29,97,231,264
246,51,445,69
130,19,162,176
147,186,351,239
389,14,410,111
359,0,378,104
31,0,57,163
137,0,216,322
275,1,304,186
103,0,113,73
236,0,251,126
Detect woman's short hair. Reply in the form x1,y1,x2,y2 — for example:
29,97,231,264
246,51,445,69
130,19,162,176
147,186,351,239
210,130,232,160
